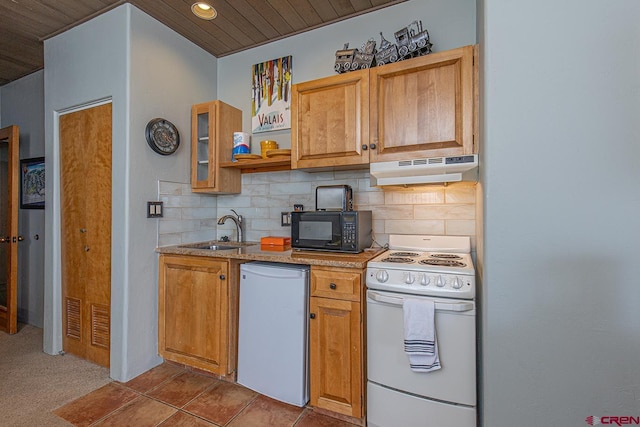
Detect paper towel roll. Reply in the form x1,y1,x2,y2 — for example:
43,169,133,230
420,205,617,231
232,132,251,161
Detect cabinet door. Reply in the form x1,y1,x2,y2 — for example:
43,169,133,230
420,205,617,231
370,45,476,161
191,102,215,190
291,69,370,169
191,101,242,194
309,296,362,418
158,255,228,374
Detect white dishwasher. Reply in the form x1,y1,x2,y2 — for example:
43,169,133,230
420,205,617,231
237,262,310,407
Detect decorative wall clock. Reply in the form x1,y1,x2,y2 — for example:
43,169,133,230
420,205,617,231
145,118,180,155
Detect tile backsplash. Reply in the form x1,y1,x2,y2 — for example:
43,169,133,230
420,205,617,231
157,181,218,247
158,170,477,249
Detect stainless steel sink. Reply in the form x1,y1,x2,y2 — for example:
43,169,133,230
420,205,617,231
178,242,256,251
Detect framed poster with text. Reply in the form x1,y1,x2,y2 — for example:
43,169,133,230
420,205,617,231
251,55,292,133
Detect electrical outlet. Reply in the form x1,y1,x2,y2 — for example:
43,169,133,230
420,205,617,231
281,211,291,226
147,201,163,218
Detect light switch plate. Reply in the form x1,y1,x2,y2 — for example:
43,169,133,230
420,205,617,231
147,201,163,218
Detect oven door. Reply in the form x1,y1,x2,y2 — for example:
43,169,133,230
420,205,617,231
366,290,476,426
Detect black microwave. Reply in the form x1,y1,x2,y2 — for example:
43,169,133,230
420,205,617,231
291,211,372,253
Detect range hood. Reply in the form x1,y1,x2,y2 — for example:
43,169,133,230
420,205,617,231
370,154,478,186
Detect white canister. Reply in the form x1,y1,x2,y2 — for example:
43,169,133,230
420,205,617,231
232,132,251,161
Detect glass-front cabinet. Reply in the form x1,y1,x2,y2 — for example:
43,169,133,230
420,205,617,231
191,100,242,194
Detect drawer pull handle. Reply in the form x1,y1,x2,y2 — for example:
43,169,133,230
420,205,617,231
362,144,368,150
329,283,337,290
219,274,226,280
309,313,316,319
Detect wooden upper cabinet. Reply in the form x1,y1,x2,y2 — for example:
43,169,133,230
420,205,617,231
291,45,477,169
370,44,477,162
291,69,369,169
191,100,242,194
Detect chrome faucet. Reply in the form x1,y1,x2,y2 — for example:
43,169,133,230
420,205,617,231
217,209,244,243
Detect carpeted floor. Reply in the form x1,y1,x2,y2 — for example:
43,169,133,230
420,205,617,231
0,324,111,426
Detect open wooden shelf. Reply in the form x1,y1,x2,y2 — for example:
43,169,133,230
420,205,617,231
219,156,291,173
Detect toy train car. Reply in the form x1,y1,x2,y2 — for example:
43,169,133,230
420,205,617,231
394,20,432,59
335,43,357,73
375,20,433,66
335,40,377,73
374,32,399,66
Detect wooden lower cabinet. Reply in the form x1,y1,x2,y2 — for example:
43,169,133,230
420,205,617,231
158,254,238,376
309,266,364,419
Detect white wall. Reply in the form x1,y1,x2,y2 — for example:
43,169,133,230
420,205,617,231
481,1,640,425
44,4,218,381
0,70,45,327
127,5,217,379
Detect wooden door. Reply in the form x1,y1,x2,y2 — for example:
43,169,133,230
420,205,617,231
291,69,370,169
309,296,363,418
59,103,112,367
370,45,477,161
158,255,228,374
0,125,19,334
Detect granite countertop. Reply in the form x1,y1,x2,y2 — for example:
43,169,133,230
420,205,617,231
156,241,385,269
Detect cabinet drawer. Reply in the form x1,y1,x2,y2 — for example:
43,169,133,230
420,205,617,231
311,267,362,301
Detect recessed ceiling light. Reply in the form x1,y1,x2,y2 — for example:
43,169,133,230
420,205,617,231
191,2,217,20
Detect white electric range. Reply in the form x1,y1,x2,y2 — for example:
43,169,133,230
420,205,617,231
366,234,477,427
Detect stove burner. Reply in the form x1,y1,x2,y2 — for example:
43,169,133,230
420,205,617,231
388,252,420,258
380,257,416,264
430,253,463,260
419,259,466,267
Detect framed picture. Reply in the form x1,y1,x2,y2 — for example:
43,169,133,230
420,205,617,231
251,55,292,133
20,157,45,209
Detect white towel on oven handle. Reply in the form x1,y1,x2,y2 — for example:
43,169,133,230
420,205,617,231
402,298,441,373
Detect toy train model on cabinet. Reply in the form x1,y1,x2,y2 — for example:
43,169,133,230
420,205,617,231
334,39,377,73
335,20,433,73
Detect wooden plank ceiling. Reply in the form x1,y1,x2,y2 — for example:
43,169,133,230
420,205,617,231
0,0,406,86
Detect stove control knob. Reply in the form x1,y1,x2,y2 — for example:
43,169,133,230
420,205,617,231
375,270,389,283
404,272,415,284
420,274,430,286
435,275,445,287
451,276,463,289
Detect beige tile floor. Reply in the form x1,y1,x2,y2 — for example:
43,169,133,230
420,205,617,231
53,363,359,427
